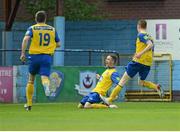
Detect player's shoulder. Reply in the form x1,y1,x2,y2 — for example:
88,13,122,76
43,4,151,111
112,71,119,76
46,24,54,28
27,25,34,30
109,68,119,75
111,71,120,83
29,24,39,31
138,32,147,38
25,25,34,36
138,32,152,42
45,24,55,30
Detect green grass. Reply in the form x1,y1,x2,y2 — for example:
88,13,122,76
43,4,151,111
0,102,180,131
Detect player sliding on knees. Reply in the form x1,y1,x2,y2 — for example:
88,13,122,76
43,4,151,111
106,19,164,103
78,54,120,109
20,11,60,111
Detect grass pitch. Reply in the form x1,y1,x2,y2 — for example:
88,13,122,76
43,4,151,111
0,102,179,131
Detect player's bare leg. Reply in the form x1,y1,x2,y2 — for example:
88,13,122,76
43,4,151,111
24,73,35,111
41,76,50,96
138,79,164,98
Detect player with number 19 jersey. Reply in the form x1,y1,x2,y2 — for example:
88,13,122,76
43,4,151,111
25,23,60,76
26,23,59,54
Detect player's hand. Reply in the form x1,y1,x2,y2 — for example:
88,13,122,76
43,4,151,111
96,74,100,79
20,53,26,62
134,53,142,59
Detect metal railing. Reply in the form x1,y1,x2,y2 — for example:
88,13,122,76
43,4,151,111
0,49,132,66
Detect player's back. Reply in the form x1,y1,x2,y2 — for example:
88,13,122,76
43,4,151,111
28,23,57,55
133,32,154,66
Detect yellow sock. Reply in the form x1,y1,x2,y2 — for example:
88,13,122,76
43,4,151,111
91,104,108,108
143,81,157,89
26,82,34,106
108,85,122,102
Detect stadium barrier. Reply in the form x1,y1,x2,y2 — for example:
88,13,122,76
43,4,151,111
0,49,123,103
0,49,172,103
0,49,120,66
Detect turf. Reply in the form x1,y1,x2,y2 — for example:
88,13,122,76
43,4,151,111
0,102,180,131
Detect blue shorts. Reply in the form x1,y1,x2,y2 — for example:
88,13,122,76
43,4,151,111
28,54,52,76
125,61,150,80
80,92,102,105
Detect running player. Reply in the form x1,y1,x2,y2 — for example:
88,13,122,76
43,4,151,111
107,19,164,103
20,11,60,111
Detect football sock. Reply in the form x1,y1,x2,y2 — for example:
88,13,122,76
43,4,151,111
108,85,122,102
26,82,34,106
42,77,50,89
142,81,157,89
91,104,108,108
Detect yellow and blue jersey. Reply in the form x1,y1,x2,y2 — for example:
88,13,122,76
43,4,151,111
25,23,60,55
92,68,120,96
80,67,120,105
133,32,154,66
25,23,60,76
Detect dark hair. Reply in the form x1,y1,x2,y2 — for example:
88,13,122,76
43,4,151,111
138,19,147,29
35,11,47,23
108,54,117,64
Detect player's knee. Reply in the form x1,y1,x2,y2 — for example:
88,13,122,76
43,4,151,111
84,102,92,108
138,80,144,86
29,73,35,81
77,103,84,109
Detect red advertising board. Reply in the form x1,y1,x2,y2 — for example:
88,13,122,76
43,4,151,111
0,67,13,103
